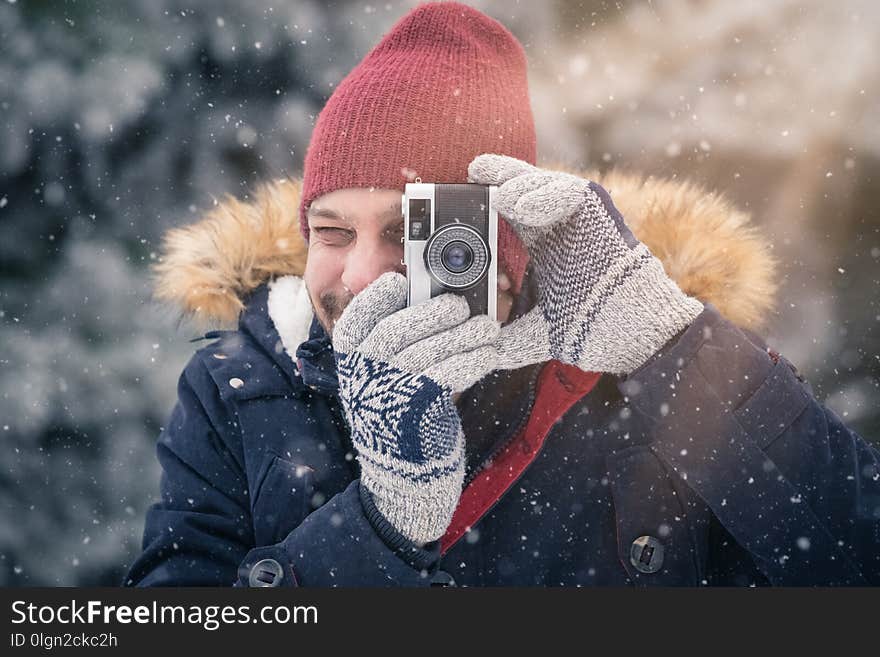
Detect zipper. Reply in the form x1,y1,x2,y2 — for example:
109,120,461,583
461,364,543,488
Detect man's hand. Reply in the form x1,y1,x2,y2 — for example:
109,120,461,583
469,154,704,376
332,272,499,545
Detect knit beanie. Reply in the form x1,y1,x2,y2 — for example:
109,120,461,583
299,1,536,293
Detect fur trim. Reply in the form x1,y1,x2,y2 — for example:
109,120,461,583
585,167,778,331
151,179,308,329
153,165,777,333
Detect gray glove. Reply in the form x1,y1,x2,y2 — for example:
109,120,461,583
332,272,500,545
468,154,704,376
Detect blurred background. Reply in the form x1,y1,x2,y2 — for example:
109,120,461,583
0,0,877,585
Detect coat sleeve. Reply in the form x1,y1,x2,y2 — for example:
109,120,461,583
124,353,442,587
621,303,880,586
123,354,255,586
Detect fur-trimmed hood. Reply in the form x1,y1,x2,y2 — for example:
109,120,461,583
151,166,778,337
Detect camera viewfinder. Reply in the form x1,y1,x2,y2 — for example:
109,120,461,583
408,199,430,240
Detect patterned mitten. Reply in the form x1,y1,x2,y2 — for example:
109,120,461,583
468,154,704,376
332,272,500,545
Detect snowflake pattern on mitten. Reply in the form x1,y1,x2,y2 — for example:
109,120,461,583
331,272,499,545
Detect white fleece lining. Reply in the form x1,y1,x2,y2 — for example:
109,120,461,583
267,275,314,367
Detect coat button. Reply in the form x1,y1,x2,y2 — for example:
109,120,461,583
248,558,284,587
630,535,664,574
430,570,457,587
229,377,244,389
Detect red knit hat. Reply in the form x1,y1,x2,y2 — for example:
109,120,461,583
299,1,536,293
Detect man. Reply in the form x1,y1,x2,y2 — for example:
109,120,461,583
126,3,879,586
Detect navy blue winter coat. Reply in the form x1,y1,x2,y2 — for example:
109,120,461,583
124,279,880,587
125,173,879,587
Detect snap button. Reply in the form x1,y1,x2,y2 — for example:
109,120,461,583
630,535,664,574
248,558,284,587
229,377,244,389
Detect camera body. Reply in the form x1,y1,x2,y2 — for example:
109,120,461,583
402,183,498,321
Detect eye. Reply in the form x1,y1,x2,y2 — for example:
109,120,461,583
312,227,354,246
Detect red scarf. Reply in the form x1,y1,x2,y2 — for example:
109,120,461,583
441,361,601,554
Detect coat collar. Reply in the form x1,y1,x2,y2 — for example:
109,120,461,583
235,276,338,395
294,317,339,394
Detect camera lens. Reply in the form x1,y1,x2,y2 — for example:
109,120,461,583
424,224,490,290
441,241,474,273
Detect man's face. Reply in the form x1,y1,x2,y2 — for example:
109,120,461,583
303,187,514,335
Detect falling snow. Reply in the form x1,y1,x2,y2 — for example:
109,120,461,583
0,0,877,588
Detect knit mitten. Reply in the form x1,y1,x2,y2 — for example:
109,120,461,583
468,154,704,376
332,272,500,545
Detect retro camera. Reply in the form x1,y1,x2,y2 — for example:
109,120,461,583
402,183,498,320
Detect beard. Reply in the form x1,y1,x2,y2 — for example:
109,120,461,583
311,286,354,335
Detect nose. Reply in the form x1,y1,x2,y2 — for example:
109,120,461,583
340,239,404,296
